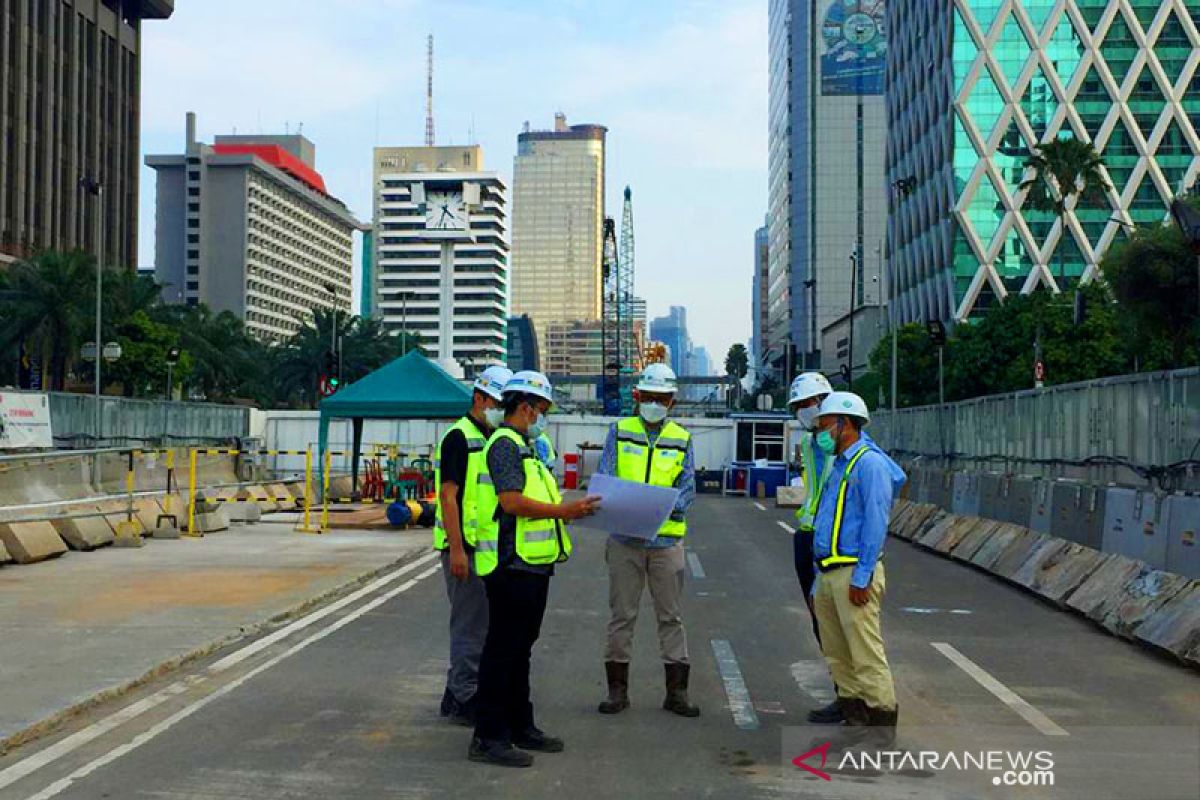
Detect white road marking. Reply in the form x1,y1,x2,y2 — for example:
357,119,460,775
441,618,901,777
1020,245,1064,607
789,660,836,705
0,552,440,794
902,607,973,615
777,521,796,534
23,564,443,800
711,639,759,730
686,552,706,579
753,502,767,511
932,642,1068,737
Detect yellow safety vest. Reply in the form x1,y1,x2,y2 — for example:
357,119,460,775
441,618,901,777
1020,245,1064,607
794,433,832,532
433,417,487,551
473,427,572,576
535,433,557,470
613,417,690,538
818,446,871,570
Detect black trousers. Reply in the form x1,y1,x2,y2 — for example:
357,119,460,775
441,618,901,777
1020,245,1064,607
792,529,822,647
473,567,551,744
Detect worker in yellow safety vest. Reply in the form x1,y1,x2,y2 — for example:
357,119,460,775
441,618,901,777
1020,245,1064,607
468,370,600,768
435,364,512,726
595,362,700,718
810,391,906,738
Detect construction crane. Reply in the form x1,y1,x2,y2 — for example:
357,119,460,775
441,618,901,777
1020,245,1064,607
601,187,638,416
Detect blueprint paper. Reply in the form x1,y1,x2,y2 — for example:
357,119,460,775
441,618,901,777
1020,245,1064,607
573,474,680,540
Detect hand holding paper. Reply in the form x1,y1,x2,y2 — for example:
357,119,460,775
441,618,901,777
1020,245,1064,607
572,474,680,540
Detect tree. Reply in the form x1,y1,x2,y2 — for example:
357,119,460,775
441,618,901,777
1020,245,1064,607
103,310,193,397
867,323,939,407
1020,137,1109,284
724,343,749,380
1103,214,1200,369
0,251,97,389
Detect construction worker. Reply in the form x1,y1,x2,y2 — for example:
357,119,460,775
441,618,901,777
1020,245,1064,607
435,365,512,726
534,431,557,476
469,370,600,768
810,391,905,738
596,362,699,718
786,372,842,723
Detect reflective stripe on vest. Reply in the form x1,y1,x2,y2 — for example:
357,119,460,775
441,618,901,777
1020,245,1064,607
818,447,871,569
473,427,572,576
614,417,690,538
794,434,832,532
434,417,488,551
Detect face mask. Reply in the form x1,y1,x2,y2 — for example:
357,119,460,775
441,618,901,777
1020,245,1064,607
527,412,548,439
484,407,505,428
797,406,820,431
816,428,837,455
640,402,669,424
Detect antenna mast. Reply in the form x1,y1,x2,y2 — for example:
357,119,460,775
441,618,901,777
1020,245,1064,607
425,34,435,147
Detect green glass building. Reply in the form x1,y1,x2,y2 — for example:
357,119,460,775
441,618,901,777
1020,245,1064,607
886,0,1200,323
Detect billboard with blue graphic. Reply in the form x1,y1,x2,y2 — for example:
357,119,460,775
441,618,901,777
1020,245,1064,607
820,0,887,95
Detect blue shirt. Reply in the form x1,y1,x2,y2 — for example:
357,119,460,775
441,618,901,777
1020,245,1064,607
812,437,906,589
596,421,695,549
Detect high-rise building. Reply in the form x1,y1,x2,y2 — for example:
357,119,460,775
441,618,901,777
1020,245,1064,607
752,220,770,372
369,145,508,366
887,0,1200,324
768,0,889,378
510,114,607,347
649,306,691,377
506,314,540,372
0,0,174,266
543,319,604,376
147,114,361,342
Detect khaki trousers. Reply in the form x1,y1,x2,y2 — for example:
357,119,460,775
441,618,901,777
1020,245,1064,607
813,562,896,710
604,537,689,664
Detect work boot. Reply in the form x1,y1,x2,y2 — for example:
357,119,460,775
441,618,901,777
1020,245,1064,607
866,704,899,747
806,697,845,724
468,737,534,768
840,698,871,727
439,687,457,718
598,661,630,714
448,694,477,727
513,726,565,753
662,662,700,718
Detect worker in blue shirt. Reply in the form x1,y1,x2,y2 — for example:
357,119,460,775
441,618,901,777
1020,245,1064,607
810,391,906,735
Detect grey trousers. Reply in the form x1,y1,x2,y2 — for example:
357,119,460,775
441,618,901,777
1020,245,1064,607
604,537,689,664
441,549,489,704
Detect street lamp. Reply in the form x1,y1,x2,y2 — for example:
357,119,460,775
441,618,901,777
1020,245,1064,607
847,250,859,387
322,282,340,385
79,177,103,444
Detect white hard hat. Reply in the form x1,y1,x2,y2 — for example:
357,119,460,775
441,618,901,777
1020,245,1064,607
817,391,871,424
636,363,678,394
788,372,833,406
503,370,555,403
473,365,513,401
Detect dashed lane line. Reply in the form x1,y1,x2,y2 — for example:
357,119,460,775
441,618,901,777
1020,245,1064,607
753,502,767,511
777,521,796,534
686,551,706,579
932,642,1068,737
711,639,760,731
789,660,836,706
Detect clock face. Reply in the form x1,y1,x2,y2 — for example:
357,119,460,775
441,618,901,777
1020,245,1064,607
425,190,467,231
842,12,877,45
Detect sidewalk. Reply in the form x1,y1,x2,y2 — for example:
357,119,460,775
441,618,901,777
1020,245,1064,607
0,516,429,749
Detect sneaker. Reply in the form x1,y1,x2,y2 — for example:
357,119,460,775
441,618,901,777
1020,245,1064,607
513,726,565,753
468,737,534,768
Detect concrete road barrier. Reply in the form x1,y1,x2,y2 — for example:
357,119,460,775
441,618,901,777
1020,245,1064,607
50,516,115,551
226,501,262,524
950,519,1003,563
1133,582,1200,666
193,507,231,534
992,529,1052,582
933,515,984,554
915,513,958,550
969,523,1025,571
0,521,68,563
1096,569,1192,640
1024,543,1110,606
284,481,306,498
1066,554,1147,619
267,484,295,509
0,539,10,564
888,500,914,534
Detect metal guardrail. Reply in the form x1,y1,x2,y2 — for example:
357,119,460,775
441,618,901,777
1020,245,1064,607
871,367,1200,491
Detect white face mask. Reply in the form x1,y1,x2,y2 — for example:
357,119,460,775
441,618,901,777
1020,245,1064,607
796,406,820,431
527,411,548,438
640,402,669,424
484,407,505,428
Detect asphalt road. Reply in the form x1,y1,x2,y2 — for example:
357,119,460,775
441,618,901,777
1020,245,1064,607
1,496,1197,800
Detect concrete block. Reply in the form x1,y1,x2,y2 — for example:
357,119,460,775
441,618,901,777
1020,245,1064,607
776,485,806,509
901,504,941,540
926,470,952,510
887,499,912,533
268,483,295,509
0,539,10,564
933,515,983,555
1102,488,1168,570
1134,582,1200,663
50,516,115,551
951,472,981,517
1096,569,1191,640
327,476,354,499
226,501,262,523
991,528,1052,582
969,523,1025,571
979,474,1006,520
112,527,146,548
1026,544,1110,605
152,524,181,539
1066,554,1146,618
950,519,1003,563
1163,495,1200,580
915,512,959,550
912,508,950,541
285,481,306,497
1028,479,1054,535
997,477,1035,526
0,521,68,563
238,486,278,513
133,499,167,534
194,507,231,534
1050,483,1106,550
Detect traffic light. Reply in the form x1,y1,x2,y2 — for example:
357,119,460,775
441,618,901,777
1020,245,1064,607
925,320,947,347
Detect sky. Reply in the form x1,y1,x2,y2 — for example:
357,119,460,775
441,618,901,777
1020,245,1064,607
138,0,768,367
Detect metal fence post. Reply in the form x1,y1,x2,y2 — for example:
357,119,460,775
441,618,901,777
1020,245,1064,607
186,447,199,537
320,448,331,533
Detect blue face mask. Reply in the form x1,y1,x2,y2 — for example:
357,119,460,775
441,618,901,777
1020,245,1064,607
528,412,548,439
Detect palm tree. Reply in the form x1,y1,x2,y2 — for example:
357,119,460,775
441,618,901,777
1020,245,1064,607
0,251,96,389
1020,137,1110,287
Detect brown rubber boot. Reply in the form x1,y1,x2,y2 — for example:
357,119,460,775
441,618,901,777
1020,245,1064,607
598,661,630,714
662,662,700,717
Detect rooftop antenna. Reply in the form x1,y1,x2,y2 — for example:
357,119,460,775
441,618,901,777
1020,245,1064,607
425,34,435,147
296,122,304,135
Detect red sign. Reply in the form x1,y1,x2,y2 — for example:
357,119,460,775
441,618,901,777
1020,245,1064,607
1035,361,1045,382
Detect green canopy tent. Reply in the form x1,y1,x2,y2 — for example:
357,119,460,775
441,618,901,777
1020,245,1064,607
317,351,472,494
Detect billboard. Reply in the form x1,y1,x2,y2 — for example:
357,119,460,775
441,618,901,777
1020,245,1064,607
820,0,887,95
0,392,53,449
